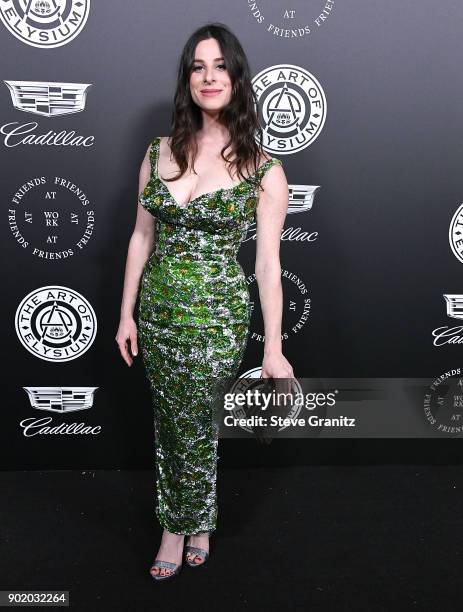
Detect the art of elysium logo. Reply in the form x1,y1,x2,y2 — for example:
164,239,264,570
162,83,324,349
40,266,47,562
15,285,97,362
246,267,311,343
247,0,335,39
423,368,463,435
253,64,327,154
449,203,463,263
8,175,95,259
0,0,90,48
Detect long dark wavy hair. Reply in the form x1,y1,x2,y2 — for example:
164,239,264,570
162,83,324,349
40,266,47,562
162,22,267,191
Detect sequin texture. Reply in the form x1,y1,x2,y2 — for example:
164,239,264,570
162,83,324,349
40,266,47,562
137,136,282,535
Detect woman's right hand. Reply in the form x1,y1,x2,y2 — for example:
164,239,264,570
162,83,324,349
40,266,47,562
116,316,139,367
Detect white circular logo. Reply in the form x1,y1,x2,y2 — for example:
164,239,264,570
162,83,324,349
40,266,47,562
449,203,463,264
15,285,97,362
423,368,463,436
247,266,311,343
253,64,327,154
0,0,91,49
246,1,335,40
8,175,95,259
227,367,303,434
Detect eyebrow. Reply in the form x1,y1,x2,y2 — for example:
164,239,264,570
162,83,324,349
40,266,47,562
193,57,224,62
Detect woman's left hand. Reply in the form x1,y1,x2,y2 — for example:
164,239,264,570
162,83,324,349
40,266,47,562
261,350,294,379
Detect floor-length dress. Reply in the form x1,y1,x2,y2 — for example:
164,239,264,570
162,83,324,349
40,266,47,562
137,136,282,535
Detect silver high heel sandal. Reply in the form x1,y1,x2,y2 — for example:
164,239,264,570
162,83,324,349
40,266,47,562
184,542,210,568
149,559,182,581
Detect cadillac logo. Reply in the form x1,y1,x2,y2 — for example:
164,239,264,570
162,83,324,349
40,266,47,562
23,386,99,412
4,80,92,117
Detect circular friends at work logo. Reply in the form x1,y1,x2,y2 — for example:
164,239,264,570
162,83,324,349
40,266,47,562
15,285,97,362
423,368,463,436
247,266,311,343
7,175,95,259
0,0,91,48
252,64,327,155
247,0,335,40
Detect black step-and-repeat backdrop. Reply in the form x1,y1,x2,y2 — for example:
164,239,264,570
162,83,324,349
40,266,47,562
2,1,463,469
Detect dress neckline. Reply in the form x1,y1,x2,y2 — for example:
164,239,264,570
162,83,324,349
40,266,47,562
153,136,275,210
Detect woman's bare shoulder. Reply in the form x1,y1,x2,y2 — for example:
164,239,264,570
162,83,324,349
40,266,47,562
256,150,274,165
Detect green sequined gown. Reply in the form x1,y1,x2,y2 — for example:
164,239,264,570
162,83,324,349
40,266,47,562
137,136,282,535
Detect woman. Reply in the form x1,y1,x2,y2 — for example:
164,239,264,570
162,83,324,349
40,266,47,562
116,22,293,581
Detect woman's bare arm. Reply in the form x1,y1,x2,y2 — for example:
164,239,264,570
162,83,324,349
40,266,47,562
255,163,294,378
116,144,156,366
